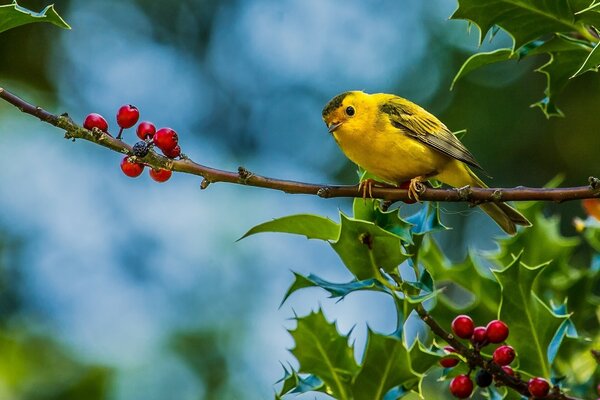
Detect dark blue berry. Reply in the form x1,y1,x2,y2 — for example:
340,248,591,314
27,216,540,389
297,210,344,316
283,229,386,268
476,369,493,387
132,141,149,158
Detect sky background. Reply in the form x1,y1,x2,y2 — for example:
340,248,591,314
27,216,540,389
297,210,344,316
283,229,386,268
0,0,598,399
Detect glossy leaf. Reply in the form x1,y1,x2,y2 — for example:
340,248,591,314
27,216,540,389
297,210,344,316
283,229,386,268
352,198,414,245
451,49,516,89
289,310,358,400
332,214,409,279
0,1,70,33
571,41,600,76
280,272,386,306
352,331,438,400
451,0,583,49
276,366,326,398
493,255,569,378
239,214,339,241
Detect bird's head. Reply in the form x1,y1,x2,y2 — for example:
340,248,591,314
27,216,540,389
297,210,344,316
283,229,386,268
322,91,369,135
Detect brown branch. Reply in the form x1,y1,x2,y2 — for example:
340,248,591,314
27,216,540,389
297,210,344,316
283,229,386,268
1,86,599,204
415,304,581,400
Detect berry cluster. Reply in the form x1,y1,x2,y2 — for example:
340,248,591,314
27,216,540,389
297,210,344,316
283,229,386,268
441,315,551,399
83,105,182,183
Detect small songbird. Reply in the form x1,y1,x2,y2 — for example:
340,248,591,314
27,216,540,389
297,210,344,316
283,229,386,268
322,91,531,235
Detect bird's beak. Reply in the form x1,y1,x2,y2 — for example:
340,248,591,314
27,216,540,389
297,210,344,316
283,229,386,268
327,121,343,133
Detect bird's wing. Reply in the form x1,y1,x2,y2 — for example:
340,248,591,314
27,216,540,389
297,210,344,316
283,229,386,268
379,97,483,171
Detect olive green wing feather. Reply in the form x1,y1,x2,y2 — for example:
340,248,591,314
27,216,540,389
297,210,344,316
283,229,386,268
380,97,483,171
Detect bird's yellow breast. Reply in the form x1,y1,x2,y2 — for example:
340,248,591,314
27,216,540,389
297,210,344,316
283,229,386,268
332,118,450,184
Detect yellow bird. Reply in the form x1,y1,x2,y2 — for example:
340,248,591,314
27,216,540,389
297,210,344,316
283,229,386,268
322,91,531,235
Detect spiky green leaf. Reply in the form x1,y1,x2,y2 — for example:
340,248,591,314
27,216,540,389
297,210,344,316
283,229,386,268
239,214,339,241
0,1,70,33
352,332,438,400
290,311,358,400
493,255,569,378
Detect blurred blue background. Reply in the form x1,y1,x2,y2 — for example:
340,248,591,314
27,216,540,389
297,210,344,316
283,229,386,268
0,0,598,399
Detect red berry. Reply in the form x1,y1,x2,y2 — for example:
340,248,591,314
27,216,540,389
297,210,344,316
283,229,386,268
162,144,181,158
449,374,473,399
149,168,172,183
399,181,416,204
597,383,600,395
83,113,109,132
486,320,509,343
120,156,144,177
439,356,459,368
493,345,516,366
501,366,514,376
136,121,156,140
116,104,140,129
472,326,487,345
153,127,179,152
452,315,474,339
528,377,550,398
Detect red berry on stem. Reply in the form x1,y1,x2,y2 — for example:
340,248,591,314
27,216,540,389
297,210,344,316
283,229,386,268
116,104,140,129
501,366,514,376
472,326,487,345
449,374,473,399
528,377,550,398
439,356,459,368
486,320,509,343
493,345,516,366
136,121,156,140
162,144,181,159
153,127,179,152
149,168,172,183
120,156,144,178
83,113,109,132
451,315,474,339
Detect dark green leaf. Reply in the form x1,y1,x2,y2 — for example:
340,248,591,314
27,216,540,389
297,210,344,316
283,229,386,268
451,49,516,89
352,332,438,400
493,255,569,377
0,1,70,33
290,310,358,400
451,0,582,49
239,214,339,241
352,199,414,245
276,366,326,398
530,37,591,117
280,272,386,306
572,41,600,76
331,214,409,280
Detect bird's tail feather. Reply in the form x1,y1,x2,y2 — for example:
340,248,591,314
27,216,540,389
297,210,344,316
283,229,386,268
467,169,531,235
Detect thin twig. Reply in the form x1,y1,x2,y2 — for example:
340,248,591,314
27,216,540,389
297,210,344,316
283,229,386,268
1,86,599,204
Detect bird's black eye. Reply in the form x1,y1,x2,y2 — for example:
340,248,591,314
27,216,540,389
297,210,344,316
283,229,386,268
345,106,355,116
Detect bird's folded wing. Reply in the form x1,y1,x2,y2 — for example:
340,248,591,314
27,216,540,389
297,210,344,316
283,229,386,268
380,98,483,171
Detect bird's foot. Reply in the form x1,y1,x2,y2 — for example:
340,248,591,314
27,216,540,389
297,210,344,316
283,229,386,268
408,177,426,202
358,178,393,200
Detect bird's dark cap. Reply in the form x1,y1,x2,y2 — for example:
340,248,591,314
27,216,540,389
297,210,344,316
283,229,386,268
322,92,350,118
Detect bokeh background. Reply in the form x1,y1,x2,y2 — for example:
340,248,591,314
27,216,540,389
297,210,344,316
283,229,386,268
0,0,598,399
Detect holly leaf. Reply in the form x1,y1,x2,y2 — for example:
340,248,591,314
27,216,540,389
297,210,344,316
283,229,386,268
239,214,339,241
290,311,358,400
451,0,584,50
493,255,569,378
276,365,326,398
491,206,579,272
420,237,500,328
0,1,70,33
353,199,414,245
451,49,516,89
571,40,600,76
531,37,592,117
332,214,409,279
280,272,386,306
352,331,438,400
